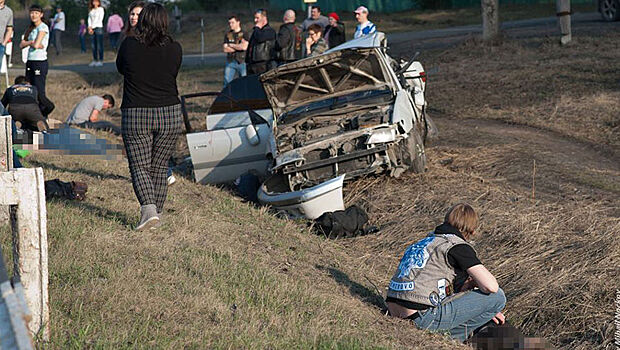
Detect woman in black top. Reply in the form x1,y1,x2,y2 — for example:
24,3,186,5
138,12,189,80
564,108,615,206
116,3,182,231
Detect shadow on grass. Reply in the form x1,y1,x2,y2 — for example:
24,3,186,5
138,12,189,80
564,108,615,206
57,199,135,227
27,159,130,181
318,265,387,312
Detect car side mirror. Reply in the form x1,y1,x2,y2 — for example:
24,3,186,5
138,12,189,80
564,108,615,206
244,124,260,146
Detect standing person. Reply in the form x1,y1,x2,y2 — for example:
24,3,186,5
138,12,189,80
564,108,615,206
245,8,276,75
303,23,327,58
385,203,506,342
0,0,13,62
78,19,87,53
116,3,183,230
276,9,300,65
106,12,123,51
353,6,376,39
121,1,144,41
301,6,329,33
222,15,247,86
87,0,105,67
51,6,65,55
20,4,49,114
324,12,345,48
65,94,119,135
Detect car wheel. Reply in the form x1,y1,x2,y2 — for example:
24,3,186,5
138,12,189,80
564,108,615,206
402,129,427,174
600,0,620,21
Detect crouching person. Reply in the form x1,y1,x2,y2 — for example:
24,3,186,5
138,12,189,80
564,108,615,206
65,94,120,135
1,76,49,132
386,203,506,342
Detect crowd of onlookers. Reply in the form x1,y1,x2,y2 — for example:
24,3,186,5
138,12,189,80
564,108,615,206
224,5,376,85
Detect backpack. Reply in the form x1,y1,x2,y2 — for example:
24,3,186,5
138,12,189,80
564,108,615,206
44,179,88,201
314,205,371,239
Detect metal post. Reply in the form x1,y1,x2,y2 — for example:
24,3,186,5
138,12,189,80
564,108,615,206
200,18,205,62
307,4,312,19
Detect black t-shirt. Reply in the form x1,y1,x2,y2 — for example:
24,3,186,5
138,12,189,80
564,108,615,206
116,37,182,109
1,85,39,106
223,30,246,64
437,223,481,292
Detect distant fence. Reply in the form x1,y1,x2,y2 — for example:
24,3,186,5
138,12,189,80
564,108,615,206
270,0,594,12
270,0,416,12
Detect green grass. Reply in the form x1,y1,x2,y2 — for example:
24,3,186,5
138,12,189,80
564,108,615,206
26,155,457,349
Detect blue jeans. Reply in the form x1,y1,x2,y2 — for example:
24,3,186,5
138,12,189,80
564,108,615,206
414,288,506,342
79,35,86,52
92,28,104,61
223,61,246,85
0,44,5,59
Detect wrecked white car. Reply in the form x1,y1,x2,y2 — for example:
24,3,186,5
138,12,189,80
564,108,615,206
186,33,436,219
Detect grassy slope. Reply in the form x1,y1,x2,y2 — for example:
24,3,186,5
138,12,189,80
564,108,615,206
10,155,461,349
1,5,618,349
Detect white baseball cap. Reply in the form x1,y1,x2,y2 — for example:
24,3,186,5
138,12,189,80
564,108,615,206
354,6,369,14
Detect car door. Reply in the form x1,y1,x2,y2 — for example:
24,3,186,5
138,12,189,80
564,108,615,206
187,108,274,185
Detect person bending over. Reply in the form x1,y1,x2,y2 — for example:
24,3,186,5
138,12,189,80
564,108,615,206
386,203,506,342
1,75,48,132
65,94,119,135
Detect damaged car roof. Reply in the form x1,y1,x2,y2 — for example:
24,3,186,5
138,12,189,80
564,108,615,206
259,46,394,119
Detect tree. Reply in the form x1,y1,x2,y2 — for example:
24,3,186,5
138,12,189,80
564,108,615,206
481,0,499,42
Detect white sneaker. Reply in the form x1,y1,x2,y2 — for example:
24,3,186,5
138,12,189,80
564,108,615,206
88,61,97,67
167,175,176,186
96,61,104,67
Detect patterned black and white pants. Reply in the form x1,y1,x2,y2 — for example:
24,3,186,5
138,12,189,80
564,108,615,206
121,104,182,213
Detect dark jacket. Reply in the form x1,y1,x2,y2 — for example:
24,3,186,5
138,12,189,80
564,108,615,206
276,22,300,62
116,37,182,108
325,22,346,48
247,23,276,64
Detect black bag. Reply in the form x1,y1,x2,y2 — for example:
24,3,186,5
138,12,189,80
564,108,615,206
44,179,87,201
315,205,370,238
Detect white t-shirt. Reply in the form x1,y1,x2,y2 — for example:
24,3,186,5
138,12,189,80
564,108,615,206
53,11,65,31
88,7,104,29
27,22,49,61
354,21,376,39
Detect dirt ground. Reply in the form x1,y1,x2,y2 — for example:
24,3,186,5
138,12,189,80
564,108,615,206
3,13,618,349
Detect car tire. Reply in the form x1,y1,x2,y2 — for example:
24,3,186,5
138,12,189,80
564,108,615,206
600,0,620,21
402,129,427,174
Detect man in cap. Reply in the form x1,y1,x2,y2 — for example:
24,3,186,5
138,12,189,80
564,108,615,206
353,6,376,39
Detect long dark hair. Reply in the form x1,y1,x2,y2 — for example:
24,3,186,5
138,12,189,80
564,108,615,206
124,0,145,36
88,0,100,11
23,5,46,40
136,3,172,47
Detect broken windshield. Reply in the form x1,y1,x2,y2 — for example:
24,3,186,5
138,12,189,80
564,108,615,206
278,89,393,125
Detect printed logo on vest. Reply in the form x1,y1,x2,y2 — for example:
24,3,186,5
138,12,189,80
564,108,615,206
389,280,414,291
396,235,435,278
429,291,440,306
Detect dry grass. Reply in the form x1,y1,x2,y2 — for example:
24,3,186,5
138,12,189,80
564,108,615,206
396,30,620,148
1,9,618,350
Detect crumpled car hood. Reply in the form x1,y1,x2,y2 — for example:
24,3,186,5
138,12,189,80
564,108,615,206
259,48,394,121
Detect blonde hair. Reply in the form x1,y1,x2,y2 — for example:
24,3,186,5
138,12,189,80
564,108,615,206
445,203,479,239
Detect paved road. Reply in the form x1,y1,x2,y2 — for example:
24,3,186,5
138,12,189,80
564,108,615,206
8,11,610,76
